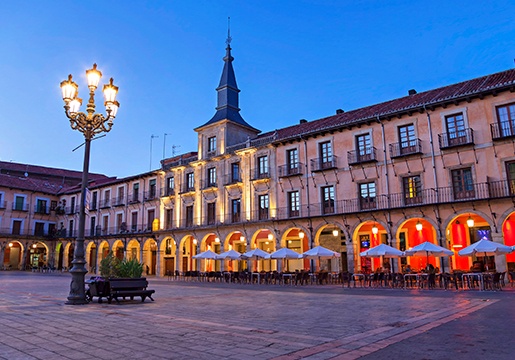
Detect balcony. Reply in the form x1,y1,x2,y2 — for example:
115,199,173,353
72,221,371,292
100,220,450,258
34,205,50,215
112,196,125,207
66,205,79,215
223,174,242,186
180,184,196,194
99,199,111,209
12,203,29,212
491,121,515,140
311,156,338,172
251,167,271,181
143,190,158,202
201,179,218,190
278,162,304,178
438,128,474,149
161,187,175,197
389,139,422,158
128,192,140,204
347,148,378,165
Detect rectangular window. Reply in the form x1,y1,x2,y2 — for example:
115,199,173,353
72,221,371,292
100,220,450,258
186,172,195,191
231,199,241,223
507,161,515,195
102,215,109,235
50,200,57,211
398,124,416,153
207,202,216,225
208,167,217,187
257,156,269,178
165,208,173,229
319,141,333,168
321,186,335,214
231,162,240,183
69,219,74,237
116,213,123,232
132,183,140,202
117,186,125,205
287,149,299,174
147,209,155,230
12,220,22,235
356,133,372,161
185,205,194,227
14,196,25,211
70,196,76,214
36,199,47,214
0,192,3,208
402,175,422,205
445,113,466,145
166,176,175,195
103,190,110,208
496,102,515,137
452,168,475,199
208,136,217,153
131,212,138,231
149,179,157,199
90,216,96,236
34,222,45,236
91,191,98,210
359,182,376,210
288,191,300,217
258,194,269,220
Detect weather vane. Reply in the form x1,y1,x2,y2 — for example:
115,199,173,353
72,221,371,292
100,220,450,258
226,16,232,46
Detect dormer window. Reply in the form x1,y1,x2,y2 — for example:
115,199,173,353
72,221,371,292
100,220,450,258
208,136,217,155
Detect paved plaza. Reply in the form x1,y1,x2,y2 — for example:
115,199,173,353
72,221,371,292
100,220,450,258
0,272,514,360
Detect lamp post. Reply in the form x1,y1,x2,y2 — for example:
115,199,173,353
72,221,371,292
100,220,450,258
60,63,119,305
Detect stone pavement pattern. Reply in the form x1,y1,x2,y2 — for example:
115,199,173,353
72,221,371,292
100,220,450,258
0,272,514,359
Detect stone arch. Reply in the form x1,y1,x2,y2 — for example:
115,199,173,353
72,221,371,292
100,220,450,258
142,237,158,275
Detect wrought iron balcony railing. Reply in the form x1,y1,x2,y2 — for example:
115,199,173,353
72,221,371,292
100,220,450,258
347,148,378,165
310,156,338,172
438,128,474,149
389,139,422,158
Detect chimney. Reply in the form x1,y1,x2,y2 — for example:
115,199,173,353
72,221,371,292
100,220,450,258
299,119,307,124
408,89,417,96
336,109,344,114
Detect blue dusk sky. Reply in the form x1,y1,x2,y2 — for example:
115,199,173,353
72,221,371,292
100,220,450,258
0,1,514,178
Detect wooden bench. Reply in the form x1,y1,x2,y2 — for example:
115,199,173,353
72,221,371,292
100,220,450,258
107,278,155,304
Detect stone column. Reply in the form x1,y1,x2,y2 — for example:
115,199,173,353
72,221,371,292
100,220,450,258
492,233,507,273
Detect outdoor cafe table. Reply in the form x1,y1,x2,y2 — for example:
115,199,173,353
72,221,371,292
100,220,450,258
282,273,293,285
403,273,420,289
251,272,261,284
462,272,484,291
352,273,365,287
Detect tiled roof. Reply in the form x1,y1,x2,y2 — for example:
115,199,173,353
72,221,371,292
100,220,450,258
0,174,64,195
257,68,515,143
0,161,107,181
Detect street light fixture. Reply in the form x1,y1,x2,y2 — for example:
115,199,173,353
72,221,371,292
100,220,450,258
60,64,119,305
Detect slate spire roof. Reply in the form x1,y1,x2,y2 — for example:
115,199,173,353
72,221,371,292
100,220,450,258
197,37,257,131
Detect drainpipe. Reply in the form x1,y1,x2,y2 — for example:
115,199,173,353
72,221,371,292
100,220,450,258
425,106,447,270
302,136,314,272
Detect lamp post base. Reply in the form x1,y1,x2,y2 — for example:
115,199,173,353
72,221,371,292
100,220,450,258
65,261,88,305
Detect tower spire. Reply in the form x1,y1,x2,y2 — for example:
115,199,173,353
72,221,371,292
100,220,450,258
197,25,257,131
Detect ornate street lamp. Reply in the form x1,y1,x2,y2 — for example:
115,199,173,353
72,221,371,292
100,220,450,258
60,64,119,305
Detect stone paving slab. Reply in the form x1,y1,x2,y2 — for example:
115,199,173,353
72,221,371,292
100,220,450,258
0,272,514,359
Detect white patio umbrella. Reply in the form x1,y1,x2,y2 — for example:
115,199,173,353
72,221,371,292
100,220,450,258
241,248,271,273
404,241,453,270
241,248,271,259
302,245,340,273
360,243,403,258
302,245,340,259
270,247,301,272
360,243,404,273
215,249,242,260
192,249,218,259
458,239,513,270
269,247,302,259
